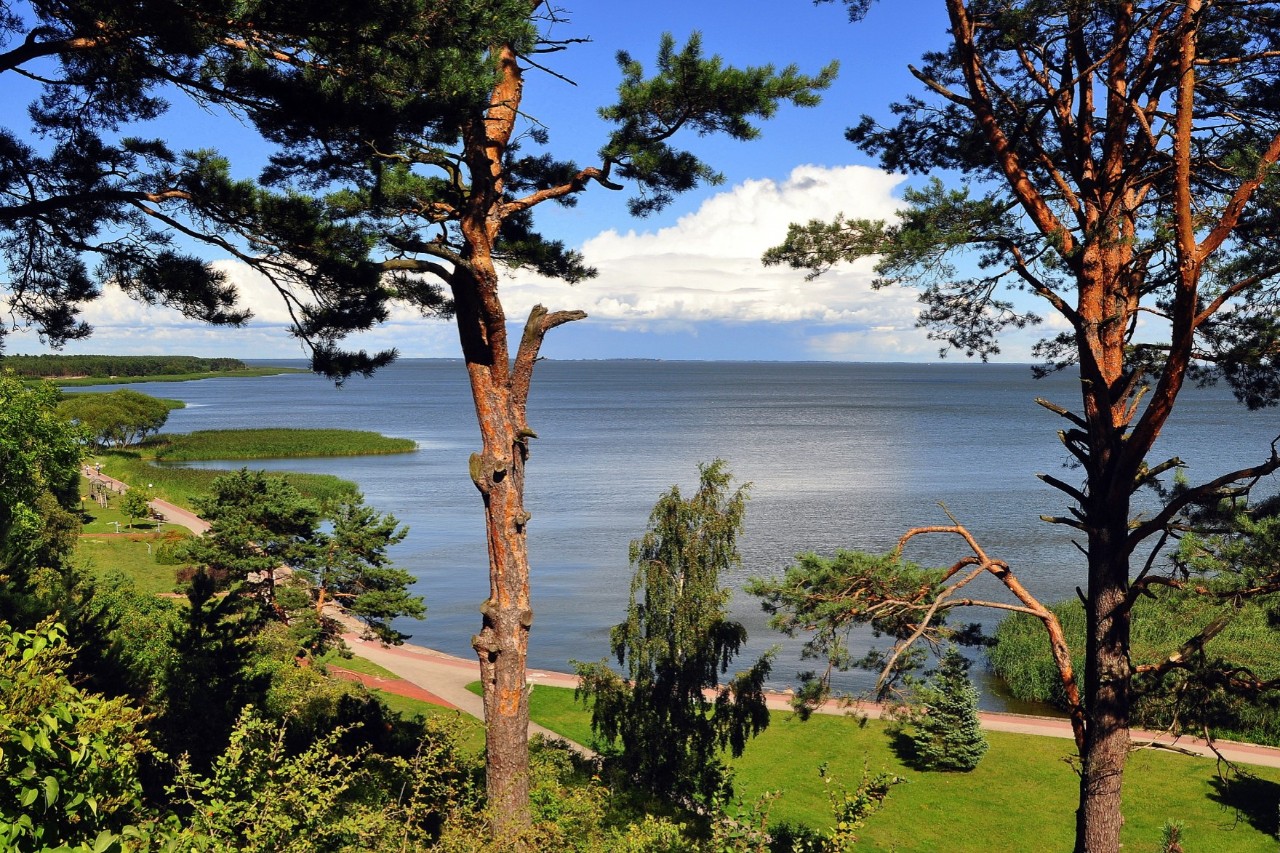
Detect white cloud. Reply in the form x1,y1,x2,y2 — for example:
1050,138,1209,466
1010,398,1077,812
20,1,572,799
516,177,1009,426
497,165,924,343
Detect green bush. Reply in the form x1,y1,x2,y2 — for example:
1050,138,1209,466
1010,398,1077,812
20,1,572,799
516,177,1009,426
153,532,191,565
0,622,154,850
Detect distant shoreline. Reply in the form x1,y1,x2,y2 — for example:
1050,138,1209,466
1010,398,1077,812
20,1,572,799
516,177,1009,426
50,366,307,387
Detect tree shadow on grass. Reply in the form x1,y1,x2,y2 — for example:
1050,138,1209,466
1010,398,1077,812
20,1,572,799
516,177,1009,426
1207,771,1280,838
886,728,920,768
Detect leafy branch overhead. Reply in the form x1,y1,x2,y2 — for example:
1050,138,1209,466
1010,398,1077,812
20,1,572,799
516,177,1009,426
233,27,836,375
600,33,837,216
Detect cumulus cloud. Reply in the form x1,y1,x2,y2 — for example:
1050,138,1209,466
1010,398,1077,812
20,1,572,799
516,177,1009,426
498,165,924,341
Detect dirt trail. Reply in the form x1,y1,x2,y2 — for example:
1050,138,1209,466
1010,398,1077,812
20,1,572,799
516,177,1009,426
342,634,1280,769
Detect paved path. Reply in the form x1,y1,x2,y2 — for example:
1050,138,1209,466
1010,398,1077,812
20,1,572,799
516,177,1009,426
82,466,209,534
84,466,1280,769
339,630,592,754
339,631,1280,770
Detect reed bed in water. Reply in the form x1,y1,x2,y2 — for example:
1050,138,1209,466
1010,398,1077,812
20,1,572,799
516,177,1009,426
146,428,417,461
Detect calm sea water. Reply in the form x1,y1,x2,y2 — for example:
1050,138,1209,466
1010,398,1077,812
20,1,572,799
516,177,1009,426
94,360,1280,709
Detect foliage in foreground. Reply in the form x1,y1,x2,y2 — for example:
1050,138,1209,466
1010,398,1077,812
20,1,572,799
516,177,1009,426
0,622,153,851
576,461,771,809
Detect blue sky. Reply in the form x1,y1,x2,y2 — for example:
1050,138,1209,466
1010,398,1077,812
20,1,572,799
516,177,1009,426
10,0,1056,363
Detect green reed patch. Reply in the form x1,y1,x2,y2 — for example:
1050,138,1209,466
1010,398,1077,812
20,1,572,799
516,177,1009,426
146,428,417,461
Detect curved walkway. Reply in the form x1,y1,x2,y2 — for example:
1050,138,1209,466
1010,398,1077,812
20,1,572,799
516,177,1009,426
338,629,1280,769
86,465,1280,769
82,466,208,534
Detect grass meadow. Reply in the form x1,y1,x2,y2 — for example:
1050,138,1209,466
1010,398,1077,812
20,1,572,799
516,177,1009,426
91,427,415,509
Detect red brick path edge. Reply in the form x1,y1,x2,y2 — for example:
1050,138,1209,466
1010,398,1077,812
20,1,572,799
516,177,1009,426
327,665,458,710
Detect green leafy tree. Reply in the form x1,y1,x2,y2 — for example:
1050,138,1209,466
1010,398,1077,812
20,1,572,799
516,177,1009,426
179,472,423,650
902,646,988,772
58,390,174,449
764,2,1280,847
180,468,321,622
159,570,267,771
0,374,84,624
0,622,153,850
310,495,423,645
120,486,153,530
575,461,771,809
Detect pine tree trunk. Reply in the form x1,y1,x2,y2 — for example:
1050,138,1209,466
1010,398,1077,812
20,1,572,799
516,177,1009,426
1070,240,1140,851
1075,524,1132,853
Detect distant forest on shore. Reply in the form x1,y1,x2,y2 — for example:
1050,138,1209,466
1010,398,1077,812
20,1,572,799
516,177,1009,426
4,354,248,378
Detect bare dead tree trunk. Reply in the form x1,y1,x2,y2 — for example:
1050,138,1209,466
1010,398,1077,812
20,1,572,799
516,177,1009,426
468,366,534,835
452,215,584,835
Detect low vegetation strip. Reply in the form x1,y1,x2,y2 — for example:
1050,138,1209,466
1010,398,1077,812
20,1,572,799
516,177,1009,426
49,366,303,386
100,452,360,510
147,428,417,460
7,353,246,377
991,594,1280,746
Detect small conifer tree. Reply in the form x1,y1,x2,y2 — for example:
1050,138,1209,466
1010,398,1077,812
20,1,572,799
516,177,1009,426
908,646,988,772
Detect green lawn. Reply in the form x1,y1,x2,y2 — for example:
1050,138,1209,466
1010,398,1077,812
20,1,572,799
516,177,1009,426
77,536,183,596
76,479,189,595
317,649,401,680
507,682,1280,852
371,692,486,752
78,473,167,532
